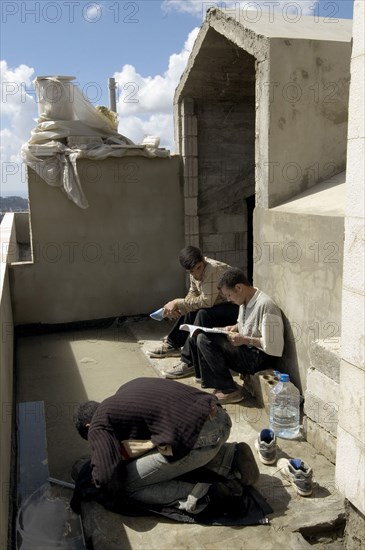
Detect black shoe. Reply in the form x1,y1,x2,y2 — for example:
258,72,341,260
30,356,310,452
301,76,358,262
71,457,91,482
232,442,260,486
199,480,243,516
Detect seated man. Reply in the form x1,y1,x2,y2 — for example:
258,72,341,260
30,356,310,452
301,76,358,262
73,377,259,516
148,246,238,379
194,268,284,405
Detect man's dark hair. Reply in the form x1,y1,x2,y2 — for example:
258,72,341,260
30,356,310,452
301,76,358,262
74,401,100,440
218,268,251,290
178,246,204,270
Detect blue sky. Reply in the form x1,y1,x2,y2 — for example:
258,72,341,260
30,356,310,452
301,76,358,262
0,0,354,197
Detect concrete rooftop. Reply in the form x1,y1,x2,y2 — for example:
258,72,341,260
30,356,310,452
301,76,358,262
15,317,346,549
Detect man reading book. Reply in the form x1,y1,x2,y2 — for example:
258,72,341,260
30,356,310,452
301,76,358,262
192,268,284,404
148,246,238,379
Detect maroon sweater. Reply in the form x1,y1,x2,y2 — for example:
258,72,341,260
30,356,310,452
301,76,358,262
88,377,218,488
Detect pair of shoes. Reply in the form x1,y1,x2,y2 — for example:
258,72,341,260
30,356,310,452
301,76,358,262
148,340,181,358
255,428,277,465
214,387,244,404
164,361,194,379
232,442,260,486
277,458,313,496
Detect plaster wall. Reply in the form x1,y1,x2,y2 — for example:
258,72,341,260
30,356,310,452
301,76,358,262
0,214,15,550
266,38,351,207
336,0,365,516
253,179,344,392
10,156,185,325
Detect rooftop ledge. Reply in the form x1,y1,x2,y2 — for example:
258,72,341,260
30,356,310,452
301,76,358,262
272,171,346,217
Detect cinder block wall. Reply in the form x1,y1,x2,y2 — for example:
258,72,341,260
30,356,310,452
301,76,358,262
10,155,185,325
177,27,256,270
196,101,254,270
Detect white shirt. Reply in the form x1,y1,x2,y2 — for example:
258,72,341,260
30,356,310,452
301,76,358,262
237,289,284,357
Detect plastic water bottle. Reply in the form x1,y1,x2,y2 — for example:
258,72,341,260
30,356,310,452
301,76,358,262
269,374,300,439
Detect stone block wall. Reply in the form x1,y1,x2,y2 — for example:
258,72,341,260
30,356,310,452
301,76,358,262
303,339,341,464
336,0,365,521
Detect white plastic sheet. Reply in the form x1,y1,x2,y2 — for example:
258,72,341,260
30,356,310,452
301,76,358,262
21,77,169,208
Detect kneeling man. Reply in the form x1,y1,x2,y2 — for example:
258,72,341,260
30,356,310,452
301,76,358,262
73,377,259,516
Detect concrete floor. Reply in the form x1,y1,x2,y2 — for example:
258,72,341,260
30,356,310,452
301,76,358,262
15,317,346,549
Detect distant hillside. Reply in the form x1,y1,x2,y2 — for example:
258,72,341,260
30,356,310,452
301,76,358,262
0,196,29,222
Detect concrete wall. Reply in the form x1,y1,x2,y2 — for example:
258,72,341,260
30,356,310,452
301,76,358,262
0,214,15,550
267,38,351,207
10,155,185,325
336,0,365,519
254,176,344,393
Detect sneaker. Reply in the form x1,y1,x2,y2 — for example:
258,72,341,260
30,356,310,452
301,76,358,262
148,341,181,358
277,458,313,496
214,387,244,404
255,428,277,465
232,442,260,486
164,361,194,379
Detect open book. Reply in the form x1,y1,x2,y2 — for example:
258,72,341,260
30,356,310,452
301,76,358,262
179,324,231,337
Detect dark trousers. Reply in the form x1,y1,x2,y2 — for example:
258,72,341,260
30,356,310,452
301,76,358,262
166,303,239,367
194,332,272,392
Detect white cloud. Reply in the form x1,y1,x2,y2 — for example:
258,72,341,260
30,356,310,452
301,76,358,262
161,0,318,19
114,27,199,150
0,61,37,197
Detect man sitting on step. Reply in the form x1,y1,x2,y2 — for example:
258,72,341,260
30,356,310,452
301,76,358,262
192,268,284,405
148,245,238,379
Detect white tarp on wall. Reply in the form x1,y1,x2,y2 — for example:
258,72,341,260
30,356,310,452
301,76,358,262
21,76,169,208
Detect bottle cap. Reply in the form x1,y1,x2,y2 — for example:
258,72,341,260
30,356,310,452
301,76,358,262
280,373,290,382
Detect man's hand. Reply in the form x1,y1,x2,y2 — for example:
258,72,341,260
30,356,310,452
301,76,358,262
163,299,181,320
224,324,238,333
227,332,246,347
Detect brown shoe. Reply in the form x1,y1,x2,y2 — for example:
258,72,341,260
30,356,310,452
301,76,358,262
214,387,244,404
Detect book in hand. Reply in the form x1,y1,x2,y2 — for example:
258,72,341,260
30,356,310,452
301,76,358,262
150,308,164,321
179,324,230,337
